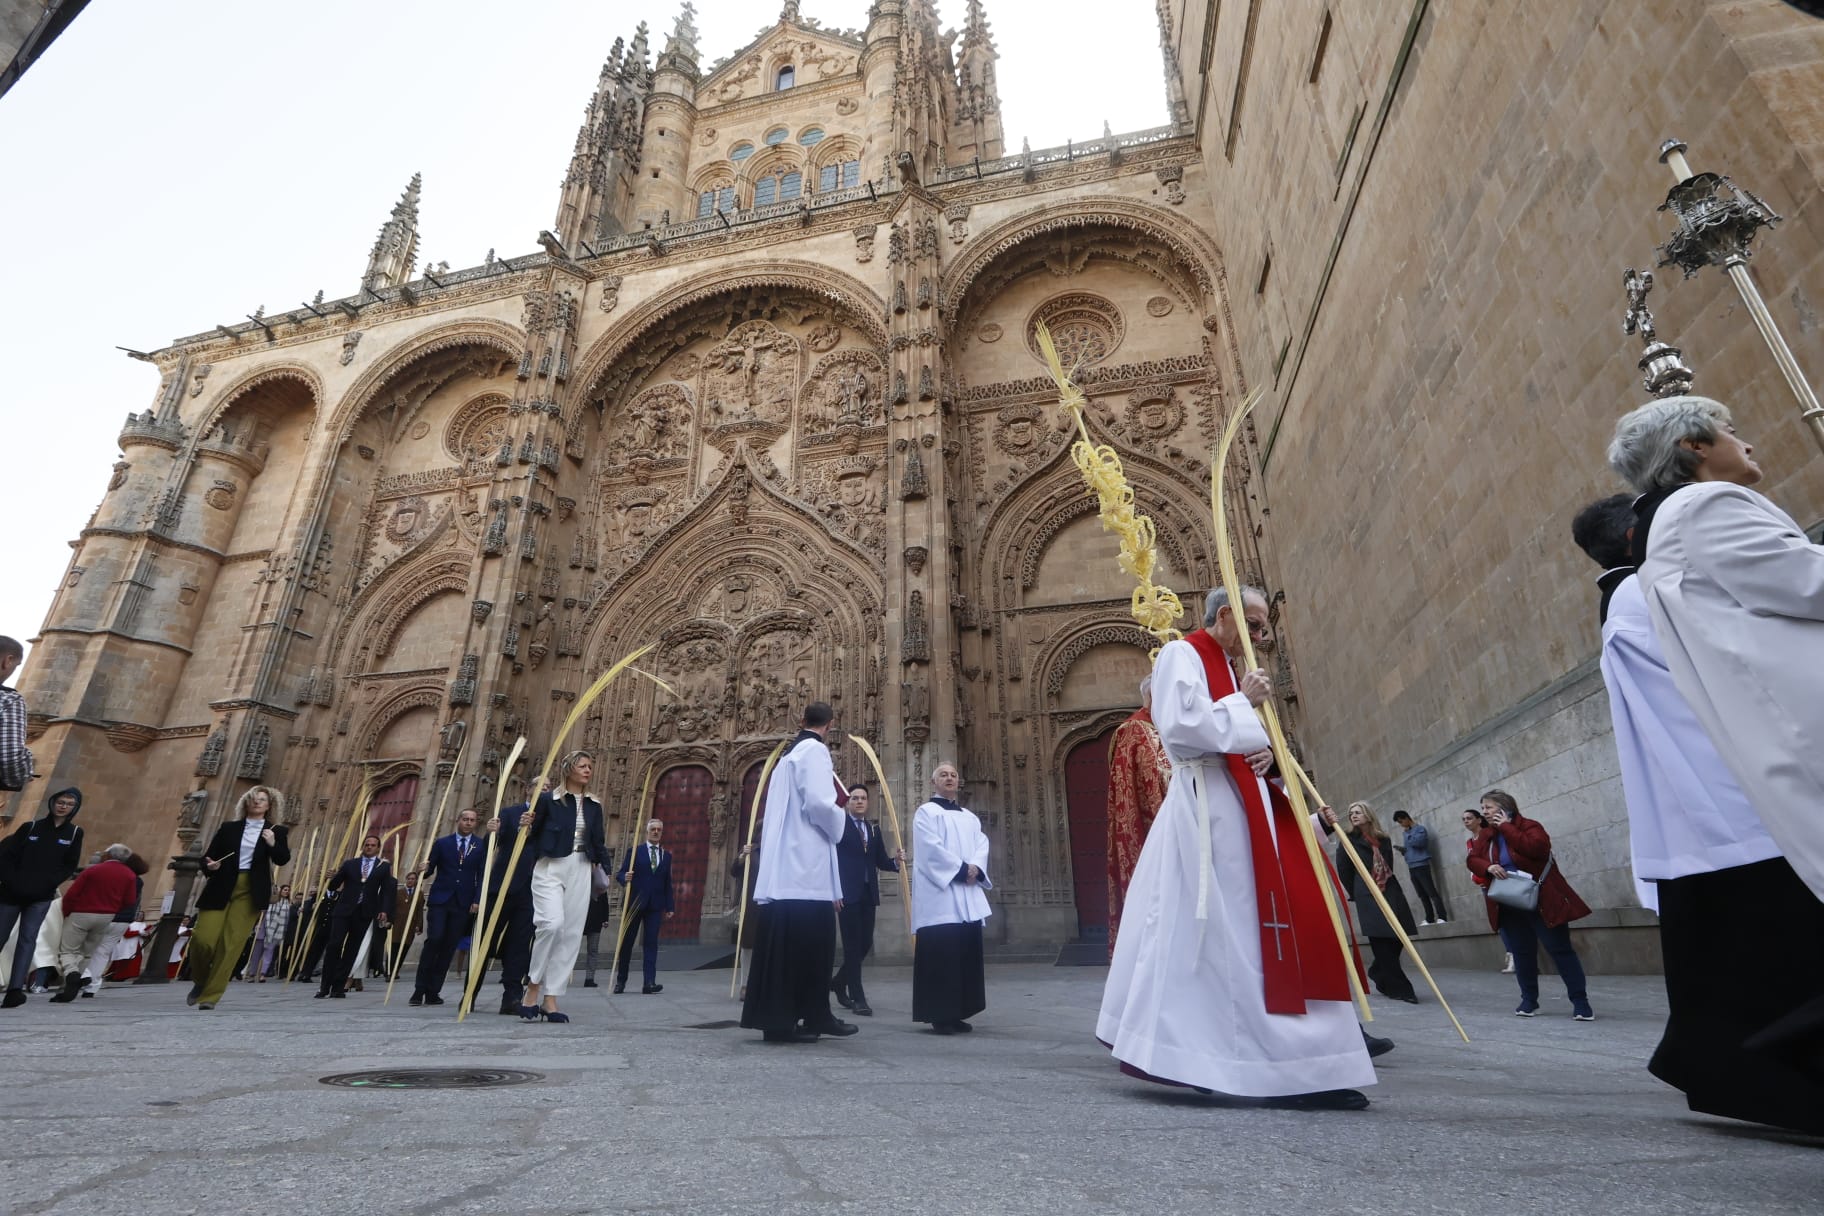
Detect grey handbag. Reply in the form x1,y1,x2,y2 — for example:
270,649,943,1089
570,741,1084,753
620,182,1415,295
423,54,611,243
1486,855,1554,912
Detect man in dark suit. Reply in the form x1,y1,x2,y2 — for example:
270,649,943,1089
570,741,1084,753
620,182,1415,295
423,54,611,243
486,801,537,1016
316,833,395,999
831,784,903,1017
614,819,674,994
411,807,495,1006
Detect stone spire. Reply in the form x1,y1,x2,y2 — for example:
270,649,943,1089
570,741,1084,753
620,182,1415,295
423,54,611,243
361,173,421,292
657,2,700,75
554,29,653,246
951,0,1003,160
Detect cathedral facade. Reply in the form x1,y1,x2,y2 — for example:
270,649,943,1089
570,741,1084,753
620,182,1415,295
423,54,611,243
12,1,1283,949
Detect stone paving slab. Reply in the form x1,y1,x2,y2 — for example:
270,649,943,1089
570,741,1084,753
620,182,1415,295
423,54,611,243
0,965,1816,1215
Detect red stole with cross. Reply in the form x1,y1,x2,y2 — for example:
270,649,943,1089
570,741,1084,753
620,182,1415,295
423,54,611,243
1185,629,1353,1014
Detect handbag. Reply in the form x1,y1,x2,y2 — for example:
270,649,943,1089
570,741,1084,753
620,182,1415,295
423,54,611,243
591,864,614,896
1485,855,1554,912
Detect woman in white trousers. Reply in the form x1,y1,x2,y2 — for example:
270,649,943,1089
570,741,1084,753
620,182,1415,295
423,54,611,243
518,751,609,1023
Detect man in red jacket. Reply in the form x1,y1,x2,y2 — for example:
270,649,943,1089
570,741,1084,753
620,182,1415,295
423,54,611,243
51,845,140,1003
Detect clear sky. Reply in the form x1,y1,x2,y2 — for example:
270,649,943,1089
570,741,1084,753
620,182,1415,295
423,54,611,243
0,0,1165,663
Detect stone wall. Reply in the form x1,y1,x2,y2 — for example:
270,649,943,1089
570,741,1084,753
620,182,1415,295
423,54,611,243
1167,0,1824,955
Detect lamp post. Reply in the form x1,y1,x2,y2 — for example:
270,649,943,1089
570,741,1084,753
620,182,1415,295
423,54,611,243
1654,138,1824,455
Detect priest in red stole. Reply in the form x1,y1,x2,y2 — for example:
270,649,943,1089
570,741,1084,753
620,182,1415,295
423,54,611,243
1097,585,1374,1110
1106,676,1171,959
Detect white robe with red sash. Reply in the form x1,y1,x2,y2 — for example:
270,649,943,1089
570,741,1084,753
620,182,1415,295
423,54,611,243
1096,634,1374,1097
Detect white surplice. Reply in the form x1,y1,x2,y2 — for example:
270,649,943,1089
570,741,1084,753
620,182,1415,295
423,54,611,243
1600,574,1781,885
1638,482,1824,901
752,732,845,904
911,801,993,932
1096,637,1373,1098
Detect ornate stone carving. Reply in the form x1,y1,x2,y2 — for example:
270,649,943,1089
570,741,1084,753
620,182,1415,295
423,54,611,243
701,320,800,438
528,604,555,669
195,720,228,777
805,322,841,353
1026,292,1124,369
610,383,693,459
598,274,624,314
1124,385,1185,442
439,717,466,760
799,349,884,432
237,718,271,779
1146,296,1175,317
471,599,493,624
903,545,928,576
945,203,971,244
1155,164,1186,205
977,322,1003,343
385,495,429,544
899,442,929,500
189,363,212,397
902,590,931,663
993,402,1050,456
449,653,479,705
854,225,877,263
203,480,238,511
341,332,363,365
108,461,130,491
836,96,859,116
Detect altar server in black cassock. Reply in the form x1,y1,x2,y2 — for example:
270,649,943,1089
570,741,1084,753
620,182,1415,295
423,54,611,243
911,762,991,1034
740,702,857,1042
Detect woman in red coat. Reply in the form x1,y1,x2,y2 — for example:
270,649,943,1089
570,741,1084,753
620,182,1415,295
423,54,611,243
1466,790,1594,1020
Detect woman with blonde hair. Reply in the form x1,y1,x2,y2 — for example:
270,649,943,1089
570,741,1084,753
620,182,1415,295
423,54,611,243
189,786,291,1010
1325,801,1418,1004
515,750,607,1023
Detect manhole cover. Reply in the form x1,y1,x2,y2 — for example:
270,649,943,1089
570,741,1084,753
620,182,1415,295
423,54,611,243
686,1019,740,1030
319,1068,544,1090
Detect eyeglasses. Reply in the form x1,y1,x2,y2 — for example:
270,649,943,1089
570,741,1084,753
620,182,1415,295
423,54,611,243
1244,620,1272,638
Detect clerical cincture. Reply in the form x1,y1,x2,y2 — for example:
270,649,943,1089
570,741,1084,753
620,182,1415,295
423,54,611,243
9,2,1286,956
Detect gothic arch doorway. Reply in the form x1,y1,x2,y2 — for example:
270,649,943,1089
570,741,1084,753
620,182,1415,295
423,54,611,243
1064,730,1116,942
367,775,419,870
652,765,713,943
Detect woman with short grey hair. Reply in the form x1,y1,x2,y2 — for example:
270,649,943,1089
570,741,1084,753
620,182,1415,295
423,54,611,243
1606,395,1824,905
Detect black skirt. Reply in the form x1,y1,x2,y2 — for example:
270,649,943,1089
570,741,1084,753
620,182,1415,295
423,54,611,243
912,921,986,1024
740,899,837,1033
1650,856,1824,1135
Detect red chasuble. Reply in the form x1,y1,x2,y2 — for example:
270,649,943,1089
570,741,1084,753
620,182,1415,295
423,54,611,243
1185,628,1353,1014
1106,709,1171,959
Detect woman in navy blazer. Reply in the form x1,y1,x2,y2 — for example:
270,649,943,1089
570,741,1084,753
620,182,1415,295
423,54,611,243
516,750,608,1022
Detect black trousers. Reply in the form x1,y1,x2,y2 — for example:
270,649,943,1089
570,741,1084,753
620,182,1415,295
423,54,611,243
834,899,877,1000
1651,857,1824,1135
1407,864,1445,922
614,902,662,987
320,914,377,993
1366,936,1416,1001
741,900,837,1034
488,891,535,1003
414,903,470,997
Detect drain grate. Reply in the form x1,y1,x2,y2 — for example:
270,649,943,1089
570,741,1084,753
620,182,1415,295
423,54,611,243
686,1019,741,1030
319,1068,544,1090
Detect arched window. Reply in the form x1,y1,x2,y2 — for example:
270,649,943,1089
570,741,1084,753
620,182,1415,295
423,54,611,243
799,127,825,147
817,159,862,193
763,127,789,146
696,183,735,217
753,167,803,207
729,142,755,162
776,65,795,90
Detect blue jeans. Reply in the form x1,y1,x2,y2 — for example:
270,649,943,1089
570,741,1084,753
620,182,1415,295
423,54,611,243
0,899,54,991
1497,906,1588,1006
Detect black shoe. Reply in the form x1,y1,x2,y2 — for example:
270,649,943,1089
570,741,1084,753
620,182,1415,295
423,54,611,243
50,973,84,1003
583,978,599,988
852,1002,873,1017
423,994,444,1006
498,998,521,1016
831,980,854,1009
612,981,626,994
330,989,346,999
642,984,663,995
949,1019,973,1033
762,1029,820,1042
314,990,330,999
930,1021,955,1036
1396,994,1419,1005
807,1018,858,1037
185,983,203,1007
1265,1089,1371,1111
408,993,425,1007
1362,1029,1395,1058
2,988,26,1009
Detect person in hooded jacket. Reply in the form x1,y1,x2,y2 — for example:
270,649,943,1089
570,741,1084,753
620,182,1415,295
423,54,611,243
0,786,84,1008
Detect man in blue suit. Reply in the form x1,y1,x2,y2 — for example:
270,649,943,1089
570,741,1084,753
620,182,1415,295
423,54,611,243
831,784,904,1017
614,819,674,994
410,807,495,1006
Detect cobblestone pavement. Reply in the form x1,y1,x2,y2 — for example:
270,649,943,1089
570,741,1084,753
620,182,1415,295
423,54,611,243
1,964,1816,1215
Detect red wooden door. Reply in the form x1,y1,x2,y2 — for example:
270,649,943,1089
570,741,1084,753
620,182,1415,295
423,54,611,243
652,765,713,943
1064,731,1116,941
366,776,419,870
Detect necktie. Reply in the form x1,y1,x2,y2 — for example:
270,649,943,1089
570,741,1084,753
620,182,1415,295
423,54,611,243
649,844,657,870
362,858,372,880
458,836,470,860
860,822,868,848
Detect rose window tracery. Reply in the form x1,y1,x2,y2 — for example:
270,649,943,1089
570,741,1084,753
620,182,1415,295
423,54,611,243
1025,294,1124,370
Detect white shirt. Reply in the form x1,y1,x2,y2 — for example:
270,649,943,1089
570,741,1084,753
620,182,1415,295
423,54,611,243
1600,574,1781,880
238,820,263,870
1638,481,1824,901
752,733,845,903
911,800,993,931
